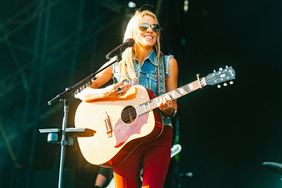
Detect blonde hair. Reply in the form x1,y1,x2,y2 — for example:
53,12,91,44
117,10,161,80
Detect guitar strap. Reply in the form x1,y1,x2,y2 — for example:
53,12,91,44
157,55,166,95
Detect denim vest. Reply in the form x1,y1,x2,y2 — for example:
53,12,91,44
113,50,173,126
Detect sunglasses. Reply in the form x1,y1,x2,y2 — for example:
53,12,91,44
139,23,160,33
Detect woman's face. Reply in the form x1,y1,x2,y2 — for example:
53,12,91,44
135,15,159,49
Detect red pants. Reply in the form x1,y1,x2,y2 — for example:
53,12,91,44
113,126,173,188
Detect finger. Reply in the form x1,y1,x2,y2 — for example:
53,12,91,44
114,82,124,89
160,97,165,105
161,100,169,110
122,83,131,91
115,83,131,96
119,84,129,91
117,89,123,96
117,87,122,93
163,97,170,105
159,96,172,108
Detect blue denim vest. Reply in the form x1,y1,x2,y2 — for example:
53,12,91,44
113,50,173,126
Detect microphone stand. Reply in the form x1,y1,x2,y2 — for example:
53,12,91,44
46,55,121,188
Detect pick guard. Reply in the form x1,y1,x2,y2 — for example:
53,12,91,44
114,113,149,148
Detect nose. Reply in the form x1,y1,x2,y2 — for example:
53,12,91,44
146,26,154,33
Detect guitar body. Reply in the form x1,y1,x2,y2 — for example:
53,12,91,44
74,85,163,167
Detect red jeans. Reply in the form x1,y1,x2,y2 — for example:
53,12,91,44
113,126,173,188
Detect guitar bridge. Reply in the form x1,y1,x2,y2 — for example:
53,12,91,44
103,112,112,138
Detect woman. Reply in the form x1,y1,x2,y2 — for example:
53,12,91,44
76,9,178,188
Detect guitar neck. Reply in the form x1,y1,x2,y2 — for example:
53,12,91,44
136,78,206,115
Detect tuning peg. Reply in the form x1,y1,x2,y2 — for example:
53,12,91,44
217,85,221,88
219,67,223,71
213,70,216,73
223,83,227,86
229,81,233,85
225,65,228,68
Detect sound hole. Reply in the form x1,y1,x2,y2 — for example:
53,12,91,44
121,106,137,124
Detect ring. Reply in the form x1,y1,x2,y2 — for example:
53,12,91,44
117,87,123,95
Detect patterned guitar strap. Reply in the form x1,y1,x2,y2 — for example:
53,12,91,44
157,55,166,95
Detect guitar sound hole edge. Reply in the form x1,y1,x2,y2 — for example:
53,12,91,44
121,105,137,125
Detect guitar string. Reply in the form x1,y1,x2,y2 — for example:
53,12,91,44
120,86,190,121
115,75,232,121
120,92,182,121
121,107,147,122
120,104,158,122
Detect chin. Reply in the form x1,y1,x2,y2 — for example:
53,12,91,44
137,40,156,49
144,44,155,48
142,41,156,48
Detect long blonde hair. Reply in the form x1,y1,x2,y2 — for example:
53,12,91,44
117,10,161,80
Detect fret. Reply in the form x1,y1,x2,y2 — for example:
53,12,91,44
147,103,151,110
164,80,202,100
145,103,149,111
151,101,158,109
136,107,141,115
136,105,144,116
141,105,146,114
151,97,160,106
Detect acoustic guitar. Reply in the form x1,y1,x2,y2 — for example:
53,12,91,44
74,66,236,167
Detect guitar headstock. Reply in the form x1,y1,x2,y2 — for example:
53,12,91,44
204,66,236,88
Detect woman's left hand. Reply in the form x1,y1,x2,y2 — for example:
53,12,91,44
158,94,176,116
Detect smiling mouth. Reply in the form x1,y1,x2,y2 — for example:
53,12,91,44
144,35,154,40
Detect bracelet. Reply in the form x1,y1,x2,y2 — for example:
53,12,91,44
170,108,178,117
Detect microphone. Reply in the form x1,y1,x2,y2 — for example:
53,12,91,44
105,38,135,60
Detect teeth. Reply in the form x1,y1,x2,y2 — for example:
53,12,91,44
145,35,153,39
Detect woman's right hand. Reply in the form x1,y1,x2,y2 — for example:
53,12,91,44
104,81,131,98
75,81,131,101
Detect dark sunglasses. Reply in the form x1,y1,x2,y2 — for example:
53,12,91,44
139,23,160,33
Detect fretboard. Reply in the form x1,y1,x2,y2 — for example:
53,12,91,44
136,78,206,116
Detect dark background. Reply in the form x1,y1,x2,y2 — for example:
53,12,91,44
0,0,282,187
